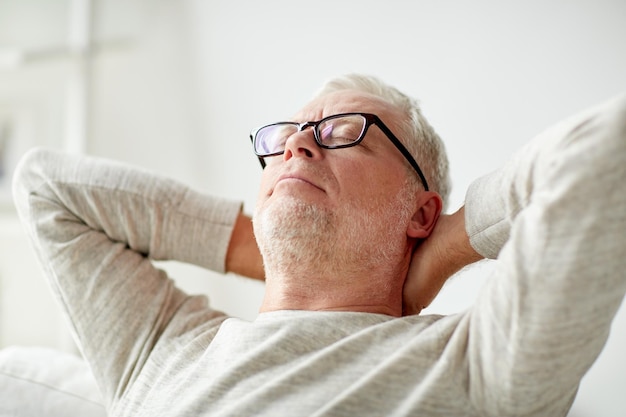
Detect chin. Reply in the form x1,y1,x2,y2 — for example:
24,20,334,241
255,198,332,240
253,198,337,268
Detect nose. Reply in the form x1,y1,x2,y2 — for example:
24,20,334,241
282,127,323,163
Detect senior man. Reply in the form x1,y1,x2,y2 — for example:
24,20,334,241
13,74,626,416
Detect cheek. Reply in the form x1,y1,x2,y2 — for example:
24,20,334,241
258,167,279,197
340,159,404,196
334,170,387,211
254,177,275,214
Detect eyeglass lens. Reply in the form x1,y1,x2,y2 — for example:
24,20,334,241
254,114,367,156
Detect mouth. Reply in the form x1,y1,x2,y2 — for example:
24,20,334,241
275,173,325,193
276,175,324,191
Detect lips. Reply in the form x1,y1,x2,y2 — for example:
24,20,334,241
276,174,324,191
274,171,325,193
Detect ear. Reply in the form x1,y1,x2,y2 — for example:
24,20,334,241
407,191,443,239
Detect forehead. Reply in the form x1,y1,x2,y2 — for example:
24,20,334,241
293,90,403,124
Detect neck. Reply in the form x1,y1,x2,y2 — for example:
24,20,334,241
259,254,410,317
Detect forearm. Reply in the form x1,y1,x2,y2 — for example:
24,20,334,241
14,148,240,269
466,94,626,414
226,213,265,280
12,148,238,402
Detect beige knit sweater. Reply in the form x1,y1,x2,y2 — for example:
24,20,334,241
13,93,626,416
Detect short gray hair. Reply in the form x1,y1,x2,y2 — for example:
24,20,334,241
314,74,451,207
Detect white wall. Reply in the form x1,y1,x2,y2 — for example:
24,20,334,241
1,0,625,415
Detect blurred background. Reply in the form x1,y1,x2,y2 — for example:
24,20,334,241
0,0,624,415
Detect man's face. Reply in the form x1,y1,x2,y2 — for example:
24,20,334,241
253,90,417,274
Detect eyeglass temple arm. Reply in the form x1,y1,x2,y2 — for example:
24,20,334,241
373,119,430,191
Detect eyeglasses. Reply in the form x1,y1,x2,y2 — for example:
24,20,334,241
250,112,429,191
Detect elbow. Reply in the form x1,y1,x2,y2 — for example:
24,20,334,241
12,146,57,220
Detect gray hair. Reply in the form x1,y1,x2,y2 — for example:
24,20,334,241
314,74,451,208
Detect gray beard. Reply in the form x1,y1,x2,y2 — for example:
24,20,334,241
253,188,415,278
253,198,335,273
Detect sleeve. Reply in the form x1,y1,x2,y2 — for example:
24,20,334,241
463,93,626,416
11,148,241,406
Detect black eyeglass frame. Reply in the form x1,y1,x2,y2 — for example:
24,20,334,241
249,112,429,191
